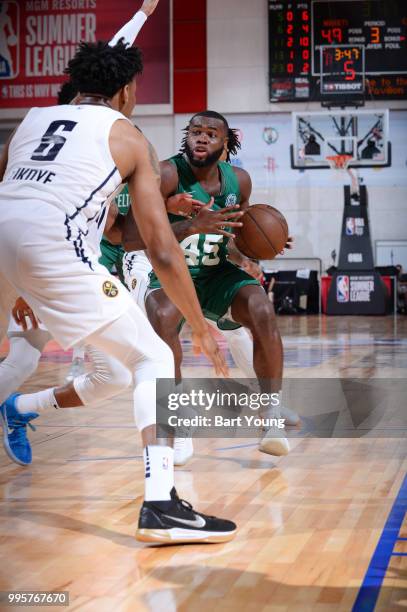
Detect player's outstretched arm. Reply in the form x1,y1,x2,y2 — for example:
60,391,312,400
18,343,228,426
111,122,228,376
140,0,161,16
109,0,160,47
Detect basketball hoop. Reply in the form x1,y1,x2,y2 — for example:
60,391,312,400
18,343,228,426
326,154,354,171
326,154,360,199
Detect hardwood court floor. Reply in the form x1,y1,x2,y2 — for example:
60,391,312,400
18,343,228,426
0,316,406,611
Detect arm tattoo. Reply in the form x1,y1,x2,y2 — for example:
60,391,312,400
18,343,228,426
147,141,161,184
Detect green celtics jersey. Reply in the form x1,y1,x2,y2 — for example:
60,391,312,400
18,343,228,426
114,185,131,216
168,154,240,275
99,185,131,278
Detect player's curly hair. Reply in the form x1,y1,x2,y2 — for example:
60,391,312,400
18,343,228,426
65,40,143,99
57,80,78,105
179,110,241,162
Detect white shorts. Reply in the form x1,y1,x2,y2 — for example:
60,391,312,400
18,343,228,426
0,201,134,349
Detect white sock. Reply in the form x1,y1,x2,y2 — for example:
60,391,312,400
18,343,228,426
16,388,59,414
143,445,174,501
261,391,282,420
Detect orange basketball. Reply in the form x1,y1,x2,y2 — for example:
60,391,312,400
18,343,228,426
234,204,289,260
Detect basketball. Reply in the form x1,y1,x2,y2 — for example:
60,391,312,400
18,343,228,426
234,204,289,260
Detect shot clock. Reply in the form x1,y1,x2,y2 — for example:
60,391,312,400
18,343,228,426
320,45,365,100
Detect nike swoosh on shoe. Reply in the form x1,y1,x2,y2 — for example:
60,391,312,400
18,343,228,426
162,514,206,528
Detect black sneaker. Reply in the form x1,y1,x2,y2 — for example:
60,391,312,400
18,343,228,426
136,487,237,544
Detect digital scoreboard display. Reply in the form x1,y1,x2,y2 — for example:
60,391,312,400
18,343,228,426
320,45,365,97
268,0,407,102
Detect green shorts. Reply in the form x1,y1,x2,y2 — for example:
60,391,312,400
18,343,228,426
149,261,260,330
99,238,125,281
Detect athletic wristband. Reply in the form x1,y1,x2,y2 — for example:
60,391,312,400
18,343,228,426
109,11,148,47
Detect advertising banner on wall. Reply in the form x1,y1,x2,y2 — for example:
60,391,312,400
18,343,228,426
0,0,170,108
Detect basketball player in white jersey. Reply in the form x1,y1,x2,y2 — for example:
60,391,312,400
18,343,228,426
0,0,161,461
0,0,160,389
0,40,237,544
0,0,201,469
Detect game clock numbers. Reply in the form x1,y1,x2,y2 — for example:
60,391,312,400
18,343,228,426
331,47,361,66
268,0,407,102
321,45,365,97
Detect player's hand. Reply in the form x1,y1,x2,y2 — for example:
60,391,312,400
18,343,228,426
191,198,244,238
241,258,263,281
166,193,203,217
191,325,229,377
140,0,160,17
279,235,294,255
12,297,39,331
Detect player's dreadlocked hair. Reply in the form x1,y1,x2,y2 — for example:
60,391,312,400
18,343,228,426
65,40,143,99
179,110,241,162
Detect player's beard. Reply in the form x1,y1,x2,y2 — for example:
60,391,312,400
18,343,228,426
184,142,224,168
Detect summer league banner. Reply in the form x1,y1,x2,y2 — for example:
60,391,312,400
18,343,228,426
156,378,407,439
0,0,170,108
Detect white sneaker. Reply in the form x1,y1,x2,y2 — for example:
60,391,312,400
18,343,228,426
281,405,300,426
174,437,194,466
65,357,85,383
258,426,290,456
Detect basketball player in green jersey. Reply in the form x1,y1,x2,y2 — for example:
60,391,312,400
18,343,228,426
99,187,130,281
124,111,289,455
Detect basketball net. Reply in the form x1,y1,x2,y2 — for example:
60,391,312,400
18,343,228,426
326,154,360,198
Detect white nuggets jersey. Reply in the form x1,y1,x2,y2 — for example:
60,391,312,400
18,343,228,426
0,104,128,235
0,104,137,348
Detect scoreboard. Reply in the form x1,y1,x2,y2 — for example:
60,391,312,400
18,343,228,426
320,45,365,98
269,0,407,102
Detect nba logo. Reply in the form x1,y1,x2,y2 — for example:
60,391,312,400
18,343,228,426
346,218,355,235
337,276,349,303
0,1,19,78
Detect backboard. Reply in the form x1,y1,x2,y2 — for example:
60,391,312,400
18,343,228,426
290,109,391,169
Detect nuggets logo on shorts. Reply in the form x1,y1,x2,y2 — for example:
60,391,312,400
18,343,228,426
132,278,138,290
102,280,119,298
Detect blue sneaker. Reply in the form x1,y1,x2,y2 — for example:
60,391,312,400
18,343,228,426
0,393,39,466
